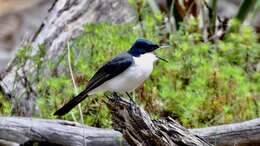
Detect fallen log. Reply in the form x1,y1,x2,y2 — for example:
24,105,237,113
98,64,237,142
0,116,127,146
192,118,260,146
0,97,259,146
1,96,211,146
106,97,212,146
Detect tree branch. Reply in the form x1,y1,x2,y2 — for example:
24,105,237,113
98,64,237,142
192,118,260,146
0,116,127,146
0,97,259,146
106,97,212,146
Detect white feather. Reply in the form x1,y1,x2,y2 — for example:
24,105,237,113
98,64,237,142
88,53,158,95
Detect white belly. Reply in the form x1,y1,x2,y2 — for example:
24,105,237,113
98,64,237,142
88,53,158,95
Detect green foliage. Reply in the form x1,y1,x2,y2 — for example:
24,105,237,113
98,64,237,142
235,0,257,23
0,94,12,115
1,6,259,129
41,21,259,128
156,21,260,127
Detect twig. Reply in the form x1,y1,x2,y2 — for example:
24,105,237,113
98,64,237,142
67,42,83,123
67,42,86,146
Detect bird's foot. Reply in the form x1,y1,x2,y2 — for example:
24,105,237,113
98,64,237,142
113,92,121,102
126,92,136,105
104,93,113,100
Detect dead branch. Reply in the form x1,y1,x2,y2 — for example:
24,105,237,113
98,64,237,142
0,116,127,146
106,97,212,146
0,97,259,146
192,118,260,146
0,115,259,146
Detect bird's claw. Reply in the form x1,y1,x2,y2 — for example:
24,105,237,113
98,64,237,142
126,92,136,106
112,92,121,102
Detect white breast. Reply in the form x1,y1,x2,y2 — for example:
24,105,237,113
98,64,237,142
88,53,158,95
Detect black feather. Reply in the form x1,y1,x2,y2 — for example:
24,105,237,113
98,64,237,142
54,53,133,116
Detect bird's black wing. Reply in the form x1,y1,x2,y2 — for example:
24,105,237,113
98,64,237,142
54,53,133,116
85,52,133,93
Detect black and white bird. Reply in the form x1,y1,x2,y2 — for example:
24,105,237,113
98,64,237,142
54,39,167,116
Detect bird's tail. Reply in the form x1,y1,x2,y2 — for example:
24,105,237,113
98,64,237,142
54,90,89,116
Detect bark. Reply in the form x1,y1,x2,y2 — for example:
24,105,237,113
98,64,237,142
1,98,259,146
0,0,134,116
106,97,212,146
192,118,260,146
0,116,127,146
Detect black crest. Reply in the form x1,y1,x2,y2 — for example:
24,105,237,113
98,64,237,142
128,39,159,57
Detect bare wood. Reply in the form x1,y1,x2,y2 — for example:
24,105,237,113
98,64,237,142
191,118,260,146
0,116,127,146
0,116,259,146
106,96,260,146
106,97,212,146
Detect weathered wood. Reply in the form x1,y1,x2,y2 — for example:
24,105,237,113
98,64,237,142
191,118,260,146
107,96,260,146
106,97,212,146
0,116,127,146
32,0,134,59
0,116,259,146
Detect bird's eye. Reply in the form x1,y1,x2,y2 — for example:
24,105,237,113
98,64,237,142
149,44,159,51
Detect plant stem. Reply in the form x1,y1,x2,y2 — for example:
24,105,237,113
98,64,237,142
209,0,217,36
67,42,86,146
67,42,84,124
236,0,257,23
227,0,257,34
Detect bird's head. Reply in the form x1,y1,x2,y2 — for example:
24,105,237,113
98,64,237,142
128,39,159,56
128,39,168,62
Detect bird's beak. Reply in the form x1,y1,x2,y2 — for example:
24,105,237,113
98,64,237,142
159,45,170,49
155,45,170,62
156,55,168,62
